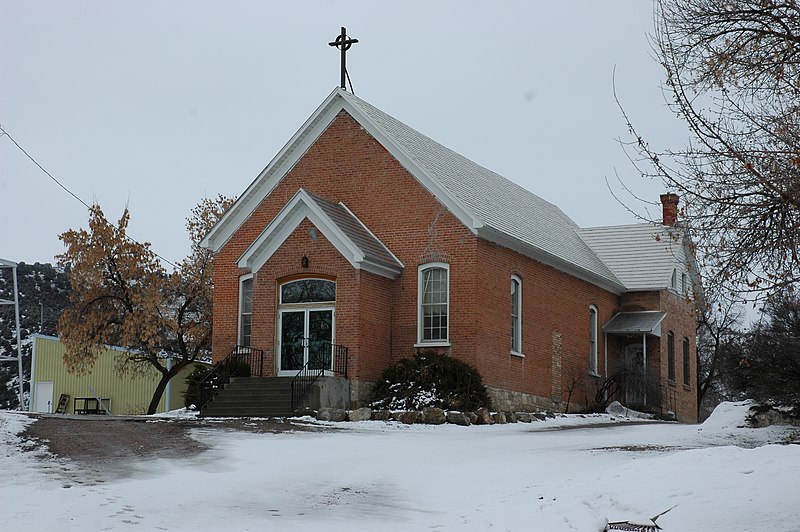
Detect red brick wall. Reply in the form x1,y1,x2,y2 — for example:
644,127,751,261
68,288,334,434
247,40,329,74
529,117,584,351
211,110,698,419
473,240,619,408
212,111,475,376
657,290,698,422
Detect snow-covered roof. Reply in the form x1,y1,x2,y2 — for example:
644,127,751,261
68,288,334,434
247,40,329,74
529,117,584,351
237,188,403,279
579,224,690,292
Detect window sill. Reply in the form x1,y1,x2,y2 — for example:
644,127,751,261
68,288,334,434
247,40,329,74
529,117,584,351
667,379,676,387
414,342,451,349
683,384,692,391
510,350,525,358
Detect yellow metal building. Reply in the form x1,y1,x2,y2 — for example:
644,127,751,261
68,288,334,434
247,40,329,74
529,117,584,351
30,334,209,415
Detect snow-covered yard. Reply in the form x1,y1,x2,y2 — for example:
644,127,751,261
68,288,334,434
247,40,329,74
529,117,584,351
1,402,798,531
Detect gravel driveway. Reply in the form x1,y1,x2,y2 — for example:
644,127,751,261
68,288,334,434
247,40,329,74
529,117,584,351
20,413,331,481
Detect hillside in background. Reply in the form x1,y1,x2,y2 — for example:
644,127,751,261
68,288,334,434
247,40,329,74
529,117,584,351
0,262,70,409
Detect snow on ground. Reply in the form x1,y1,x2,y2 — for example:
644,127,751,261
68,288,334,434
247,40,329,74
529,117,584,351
1,402,798,531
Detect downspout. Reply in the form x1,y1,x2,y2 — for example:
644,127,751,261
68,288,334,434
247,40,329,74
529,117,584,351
642,333,647,405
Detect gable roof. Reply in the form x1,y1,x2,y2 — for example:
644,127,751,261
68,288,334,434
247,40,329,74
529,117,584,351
579,224,691,291
202,88,626,292
237,188,403,279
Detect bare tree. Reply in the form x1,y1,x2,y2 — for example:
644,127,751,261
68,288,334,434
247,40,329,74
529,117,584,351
619,0,800,301
696,289,745,417
730,290,800,408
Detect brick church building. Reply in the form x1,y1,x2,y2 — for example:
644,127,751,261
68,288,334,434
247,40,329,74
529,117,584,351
201,88,698,422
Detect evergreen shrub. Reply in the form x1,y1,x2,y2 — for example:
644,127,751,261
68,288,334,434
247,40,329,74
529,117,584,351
371,351,491,411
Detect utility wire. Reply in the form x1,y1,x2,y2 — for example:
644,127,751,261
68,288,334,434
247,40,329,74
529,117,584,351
0,124,179,269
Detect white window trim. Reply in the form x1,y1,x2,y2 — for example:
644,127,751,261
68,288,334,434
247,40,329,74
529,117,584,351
416,262,451,347
511,275,523,357
589,304,599,376
238,273,254,346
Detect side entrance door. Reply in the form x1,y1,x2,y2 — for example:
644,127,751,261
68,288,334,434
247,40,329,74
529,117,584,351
33,381,54,413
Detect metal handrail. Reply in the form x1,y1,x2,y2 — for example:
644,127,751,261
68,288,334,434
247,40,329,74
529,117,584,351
290,340,347,413
198,345,264,408
658,384,678,418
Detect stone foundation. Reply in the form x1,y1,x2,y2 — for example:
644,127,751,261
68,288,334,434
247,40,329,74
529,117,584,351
487,386,574,413
348,380,375,408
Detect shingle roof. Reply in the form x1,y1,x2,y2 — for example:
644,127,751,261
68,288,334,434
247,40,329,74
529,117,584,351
204,89,693,293
304,191,402,272
579,224,688,291
343,91,624,291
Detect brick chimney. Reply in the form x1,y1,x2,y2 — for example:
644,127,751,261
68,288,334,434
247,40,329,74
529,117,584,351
660,193,679,226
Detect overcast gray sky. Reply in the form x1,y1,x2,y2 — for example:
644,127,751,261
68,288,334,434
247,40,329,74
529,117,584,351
1,0,687,266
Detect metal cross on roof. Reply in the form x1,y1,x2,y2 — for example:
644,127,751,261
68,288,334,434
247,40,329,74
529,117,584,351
329,27,358,91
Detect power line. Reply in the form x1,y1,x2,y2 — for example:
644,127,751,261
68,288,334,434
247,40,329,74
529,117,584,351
0,124,179,268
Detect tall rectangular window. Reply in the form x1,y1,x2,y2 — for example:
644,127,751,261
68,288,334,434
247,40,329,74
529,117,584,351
238,276,253,347
511,276,522,354
683,337,691,386
418,263,449,344
589,305,598,375
667,331,675,382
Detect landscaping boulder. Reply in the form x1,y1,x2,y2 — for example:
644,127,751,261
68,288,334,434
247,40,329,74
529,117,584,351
467,412,479,425
505,411,517,423
316,407,347,422
492,412,508,424
515,412,532,423
422,407,446,425
533,412,547,421
348,407,372,422
371,410,391,421
292,407,316,418
396,411,422,424
475,407,494,425
446,411,471,426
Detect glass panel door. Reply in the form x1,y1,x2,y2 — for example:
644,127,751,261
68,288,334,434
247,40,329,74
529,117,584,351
279,308,334,373
280,311,306,372
308,310,333,371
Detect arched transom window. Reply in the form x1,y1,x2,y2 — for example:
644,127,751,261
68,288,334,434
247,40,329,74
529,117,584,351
280,279,336,304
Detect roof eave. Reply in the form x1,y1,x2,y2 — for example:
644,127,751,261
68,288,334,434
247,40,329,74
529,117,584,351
477,225,626,294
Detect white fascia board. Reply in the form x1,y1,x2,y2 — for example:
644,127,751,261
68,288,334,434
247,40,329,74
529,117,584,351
201,89,345,252
361,258,403,279
336,94,484,235
478,225,627,295
238,189,365,273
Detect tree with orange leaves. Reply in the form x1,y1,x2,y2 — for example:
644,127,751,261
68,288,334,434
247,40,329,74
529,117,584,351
58,195,233,414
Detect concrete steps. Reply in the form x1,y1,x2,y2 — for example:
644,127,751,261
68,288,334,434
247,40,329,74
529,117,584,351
199,377,294,418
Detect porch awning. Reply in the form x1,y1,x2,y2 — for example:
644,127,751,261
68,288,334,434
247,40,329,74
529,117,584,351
602,311,666,337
